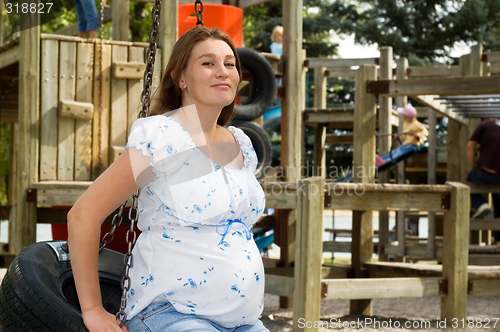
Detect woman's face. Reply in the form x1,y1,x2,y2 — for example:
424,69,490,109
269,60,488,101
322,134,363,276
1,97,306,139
180,39,240,110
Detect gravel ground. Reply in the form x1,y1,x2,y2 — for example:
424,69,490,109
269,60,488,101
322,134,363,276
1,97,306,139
261,294,500,331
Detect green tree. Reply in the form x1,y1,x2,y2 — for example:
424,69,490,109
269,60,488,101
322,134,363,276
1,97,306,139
316,0,500,62
243,0,338,57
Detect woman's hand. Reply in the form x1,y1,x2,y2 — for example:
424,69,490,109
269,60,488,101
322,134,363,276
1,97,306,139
82,306,128,332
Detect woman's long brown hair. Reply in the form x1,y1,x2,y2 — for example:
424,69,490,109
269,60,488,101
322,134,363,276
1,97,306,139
149,27,241,127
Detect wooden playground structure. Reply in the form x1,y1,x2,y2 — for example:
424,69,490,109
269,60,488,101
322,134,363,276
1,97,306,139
1,1,500,331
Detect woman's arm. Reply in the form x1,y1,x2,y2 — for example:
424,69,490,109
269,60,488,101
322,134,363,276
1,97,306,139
67,148,145,332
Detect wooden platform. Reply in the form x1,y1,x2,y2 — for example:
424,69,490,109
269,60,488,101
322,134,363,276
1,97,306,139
364,261,500,280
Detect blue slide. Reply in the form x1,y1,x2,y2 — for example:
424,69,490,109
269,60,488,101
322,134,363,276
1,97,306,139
337,144,428,183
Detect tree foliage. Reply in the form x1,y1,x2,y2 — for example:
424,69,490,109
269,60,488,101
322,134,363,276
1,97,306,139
243,0,338,57
315,0,500,62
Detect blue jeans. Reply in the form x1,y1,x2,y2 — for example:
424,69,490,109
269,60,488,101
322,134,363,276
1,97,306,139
466,169,500,241
380,144,417,164
73,0,98,33
126,300,269,332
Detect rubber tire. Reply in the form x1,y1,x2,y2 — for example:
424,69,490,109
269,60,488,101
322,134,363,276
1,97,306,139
0,241,125,332
234,48,276,121
231,120,272,180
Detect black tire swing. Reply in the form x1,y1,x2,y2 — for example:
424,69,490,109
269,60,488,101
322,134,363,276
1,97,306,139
0,1,199,331
234,48,276,121
231,120,272,180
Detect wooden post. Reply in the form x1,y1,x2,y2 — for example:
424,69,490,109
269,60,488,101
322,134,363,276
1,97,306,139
441,182,469,322
279,0,303,309
312,67,326,177
395,57,408,259
293,177,324,332
427,109,437,258
15,15,40,253
447,119,461,182
378,47,392,261
350,65,377,316
112,0,130,41
0,0,3,46
471,43,490,244
8,123,18,254
74,43,94,180
159,0,178,72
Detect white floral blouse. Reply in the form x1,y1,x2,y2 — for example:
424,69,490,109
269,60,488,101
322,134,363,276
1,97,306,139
124,115,266,328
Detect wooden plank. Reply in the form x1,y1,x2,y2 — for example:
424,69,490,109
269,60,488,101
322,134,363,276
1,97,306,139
464,183,500,194
158,0,175,71
489,62,500,74
385,244,443,258
8,123,18,254
110,145,125,163
427,109,437,258
351,65,377,316
57,42,77,180
312,67,326,177
294,177,324,330
470,219,500,230
74,43,94,181
323,241,355,253
113,61,146,79
446,120,461,181
408,66,460,78
16,23,40,254
264,274,294,297
306,57,378,68
325,134,353,144
304,109,355,125
483,51,500,63
92,43,111,179
470,278,500,296
112,0,129,41
441,182,470,322
379,76,500,97
40,39,59,180
323,277,442,300
283,0,303,317
260,52,282,76
325,67,356,78
378,47,392,262
59,100,94,120
0,45,20,69
468,255,500,266
110,45,129,157
410,95,465,125
128,47,144,136
266,265,349,279
472,44,484,77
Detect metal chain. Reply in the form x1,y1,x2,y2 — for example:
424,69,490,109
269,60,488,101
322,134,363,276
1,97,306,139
139,0,162,118
115,194,139,325
93,0,203,326
195,0,204,27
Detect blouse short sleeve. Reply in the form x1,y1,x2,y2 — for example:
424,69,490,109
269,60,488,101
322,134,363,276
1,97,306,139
229,126,259,174
125,115,194,180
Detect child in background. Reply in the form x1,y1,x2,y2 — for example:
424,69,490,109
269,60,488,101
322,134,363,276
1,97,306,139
269,26,283,56
375,104,429,166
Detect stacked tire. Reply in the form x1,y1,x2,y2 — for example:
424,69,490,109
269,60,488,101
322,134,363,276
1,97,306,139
233,48,276,180
0,242,124,332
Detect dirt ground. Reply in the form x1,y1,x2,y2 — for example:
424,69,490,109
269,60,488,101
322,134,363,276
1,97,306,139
261,294,500,331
